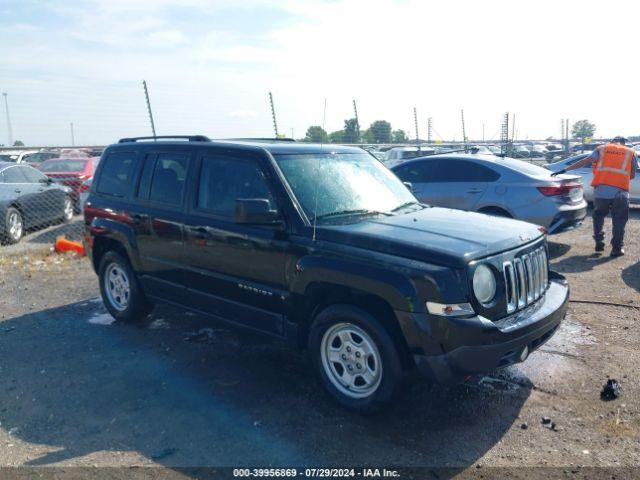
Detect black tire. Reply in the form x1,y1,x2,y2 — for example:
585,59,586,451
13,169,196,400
479,207,511,218
308,304,404,414
2,207,24,244
98,251,152,323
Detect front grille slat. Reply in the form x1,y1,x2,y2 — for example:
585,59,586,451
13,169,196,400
502,246,549,315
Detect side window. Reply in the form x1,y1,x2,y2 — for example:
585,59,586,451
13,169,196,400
197,156,275,218
2,166,28,183
21,166,46,183
96,151,137,197
394,160,437,183
433,159,500,182
148,153,190,205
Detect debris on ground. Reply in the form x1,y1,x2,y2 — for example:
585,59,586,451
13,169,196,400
520,422,528,430
600,379,621,401
541,417,557,431
183,328,217,343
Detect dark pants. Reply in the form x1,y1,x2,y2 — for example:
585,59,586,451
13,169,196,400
593,193,629,249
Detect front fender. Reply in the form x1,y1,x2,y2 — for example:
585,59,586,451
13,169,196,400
289,255,420,313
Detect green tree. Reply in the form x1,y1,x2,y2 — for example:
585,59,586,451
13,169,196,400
304,125,328,143
368,120,392,143
13,140,24,146
571,120,596,142
343,118,360,143
328,130,346,143
392,129,408,143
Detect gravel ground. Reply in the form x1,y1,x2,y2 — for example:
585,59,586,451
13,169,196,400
0,209,638,478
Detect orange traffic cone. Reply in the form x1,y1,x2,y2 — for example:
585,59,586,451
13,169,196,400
55,236,85,256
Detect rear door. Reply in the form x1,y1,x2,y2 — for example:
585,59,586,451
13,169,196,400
427,158,499,210
130,150,191,303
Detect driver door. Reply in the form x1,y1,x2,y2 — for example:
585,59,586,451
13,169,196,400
183,151,290,335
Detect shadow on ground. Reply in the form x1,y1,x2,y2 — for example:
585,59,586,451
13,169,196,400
547,241,571,260
0,300,531,474
622,261,640,292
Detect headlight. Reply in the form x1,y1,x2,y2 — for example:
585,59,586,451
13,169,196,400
473,264,496,304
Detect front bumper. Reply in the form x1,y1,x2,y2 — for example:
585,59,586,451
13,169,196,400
411,273,569,383
547,205,587,234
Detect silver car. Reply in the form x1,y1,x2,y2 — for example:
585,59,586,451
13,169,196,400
391,154,587,234
545,153,640,204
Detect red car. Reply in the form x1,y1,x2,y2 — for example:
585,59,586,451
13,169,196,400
39,157,100,212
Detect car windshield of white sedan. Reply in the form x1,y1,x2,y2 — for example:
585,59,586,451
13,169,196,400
275,153,417,221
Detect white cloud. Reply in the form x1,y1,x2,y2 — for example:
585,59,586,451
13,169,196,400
1,0,639,145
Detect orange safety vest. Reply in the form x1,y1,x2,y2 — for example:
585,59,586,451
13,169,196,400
591,143,633,191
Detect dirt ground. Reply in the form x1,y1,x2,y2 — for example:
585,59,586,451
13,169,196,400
0,209,639,478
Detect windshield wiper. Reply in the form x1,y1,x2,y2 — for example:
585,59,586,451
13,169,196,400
315,209,392,220
391,201,421,212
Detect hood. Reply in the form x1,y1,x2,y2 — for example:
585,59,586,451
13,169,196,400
317,206,544,268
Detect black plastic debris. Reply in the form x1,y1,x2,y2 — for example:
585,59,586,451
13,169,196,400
520,422,528,430
600,379,621,401
541,417,557,431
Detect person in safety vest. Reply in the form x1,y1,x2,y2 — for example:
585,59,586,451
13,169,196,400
553,136,637,257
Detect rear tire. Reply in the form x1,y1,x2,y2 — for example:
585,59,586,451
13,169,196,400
98,251,152,323
3,207,24,244
308,305,404,414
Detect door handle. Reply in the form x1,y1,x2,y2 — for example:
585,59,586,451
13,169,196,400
14,189,21,194
467,188,484,194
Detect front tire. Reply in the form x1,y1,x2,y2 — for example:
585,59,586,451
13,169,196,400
3,207,24,244
308,305,403,414
98,251,152,323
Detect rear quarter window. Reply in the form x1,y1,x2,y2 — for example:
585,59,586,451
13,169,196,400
96,151,137,197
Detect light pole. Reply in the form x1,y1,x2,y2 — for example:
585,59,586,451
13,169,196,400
70,122,75,146
2,93,13,146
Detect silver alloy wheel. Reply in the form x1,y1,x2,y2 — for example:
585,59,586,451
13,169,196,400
8,211,22,241
104,263,131,312
63,197,73,221
320,322,383,399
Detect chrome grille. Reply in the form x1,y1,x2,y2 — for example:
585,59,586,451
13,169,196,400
504,247,548,314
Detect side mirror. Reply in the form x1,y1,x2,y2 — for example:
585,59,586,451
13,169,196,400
39,177,53,185
403,182,414,192
235,198,282,225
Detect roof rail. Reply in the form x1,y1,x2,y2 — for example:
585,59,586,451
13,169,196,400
222,137,296,142
118,135,211,143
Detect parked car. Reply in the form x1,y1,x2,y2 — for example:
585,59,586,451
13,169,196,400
22,150,60,166
0,162,73,244
391,154,587,234
559,156,640,205
510,145,532,158
39,157,100,212
85,135,569,413
385,146,436,164
544,153,591,173
79,178,92,211
0,150,39,163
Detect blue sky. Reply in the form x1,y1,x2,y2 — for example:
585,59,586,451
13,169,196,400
1,0,639,146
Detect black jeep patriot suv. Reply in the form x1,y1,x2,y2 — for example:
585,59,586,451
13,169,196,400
84,135,569,413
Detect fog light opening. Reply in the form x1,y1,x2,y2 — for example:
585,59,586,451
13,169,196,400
519,346,530,362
